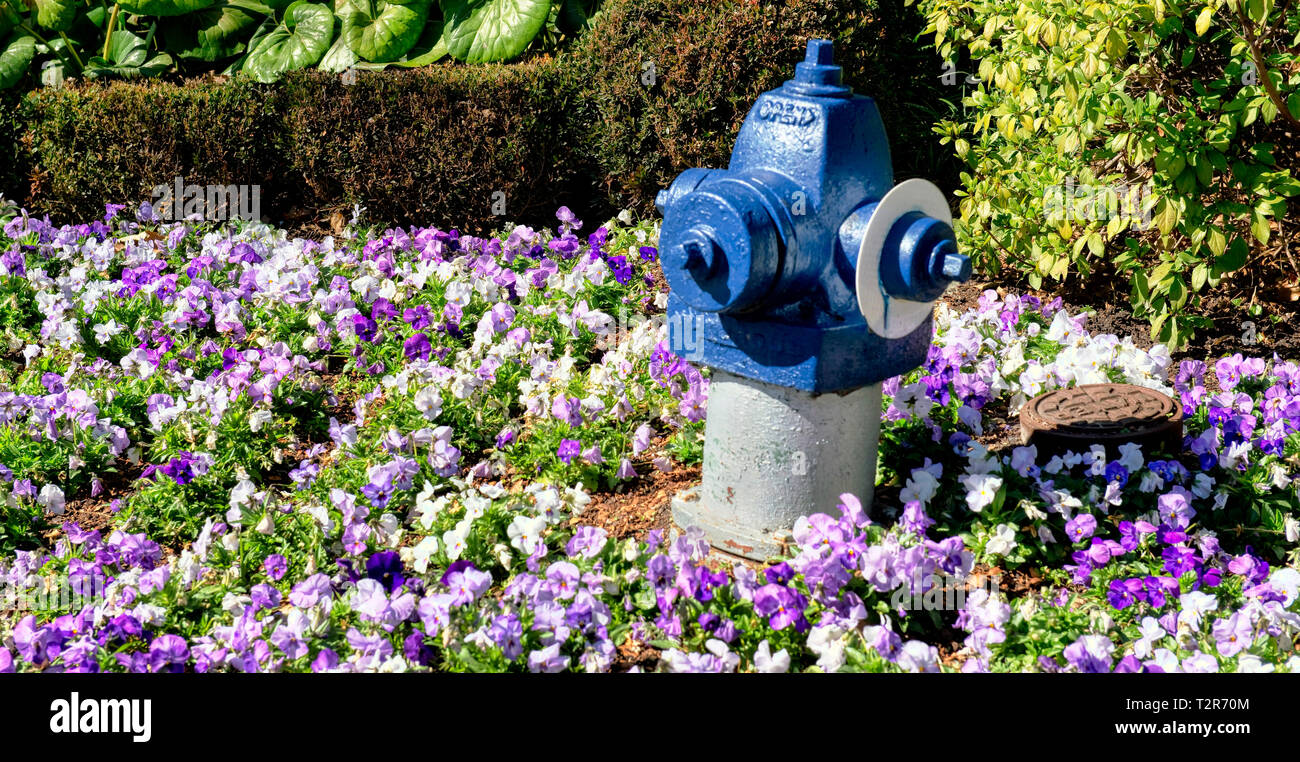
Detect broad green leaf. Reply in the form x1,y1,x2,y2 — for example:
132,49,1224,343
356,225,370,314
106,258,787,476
1251,212,1271,244
1154,197,1179,236
101,29,149,67
1086,231,1103,256
84,51,174,78
84,30,175,78
339,0,429,63
244,1,333,82
557,0,598,33
1191,263,1208,291
35,0,76,31
1167,274,1187,309
163,3,264,61
116,0,220,16
1207,226,1226,257
0,33,34,89
392,17,447,67
0,3,20,38
442,0,550,63
1215,237,1248,273
317,29,358,71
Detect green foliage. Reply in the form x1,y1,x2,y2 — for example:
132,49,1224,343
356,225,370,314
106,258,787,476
115,0,220,16
569,0,956,219
160,2,266,61
34,0,77,31
917,0,1300,348
339,0,429,62
442,0,551,64
5,0,954,234
83,29,174,79
244,0,334,82
0,0,594,90
0,34,34,90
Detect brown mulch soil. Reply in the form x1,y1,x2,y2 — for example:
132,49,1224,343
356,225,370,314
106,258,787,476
575,464,702,542
41,456,145,544
611,638,662,672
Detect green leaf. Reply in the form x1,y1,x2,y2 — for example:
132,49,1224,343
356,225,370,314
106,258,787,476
316,29,357,71
1194,156,1213,187
0,33,34,90
1154,197,1179,236
1251,212,1271,244
116,0,221,16
339,0,429,63
163,3,265,61
1215,237,1248,273
442,0,551,63
557,0,598,33
1167,274,1187,309
1207,226,1226,256
84,30,175,78
243,1,334,83
35,0,76,31
0,3,20,39
1086,231,1103,256
1194,6,1213,36
1191,263,1208,291
391,18,448,66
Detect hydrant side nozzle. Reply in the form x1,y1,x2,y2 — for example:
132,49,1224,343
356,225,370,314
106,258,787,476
659,182,782,314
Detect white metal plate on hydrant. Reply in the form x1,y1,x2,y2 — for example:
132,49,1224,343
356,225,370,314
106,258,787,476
855,178,954,340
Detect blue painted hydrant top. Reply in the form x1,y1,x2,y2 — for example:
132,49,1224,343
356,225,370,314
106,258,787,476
657,39,971,393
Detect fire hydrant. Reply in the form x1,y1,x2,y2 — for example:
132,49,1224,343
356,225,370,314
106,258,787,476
658,39,971,559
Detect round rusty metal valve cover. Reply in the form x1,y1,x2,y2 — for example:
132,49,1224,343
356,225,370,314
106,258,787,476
1020,383,1183,458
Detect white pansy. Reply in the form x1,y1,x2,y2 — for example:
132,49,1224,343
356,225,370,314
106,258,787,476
985,524,1017,556
961,473,1002,513
410,535,440,574
37,484,65,515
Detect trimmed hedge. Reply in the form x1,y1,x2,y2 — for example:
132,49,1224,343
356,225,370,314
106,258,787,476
15,77,286,224
2,0,952,233
275,61,584,231
572,0,953,218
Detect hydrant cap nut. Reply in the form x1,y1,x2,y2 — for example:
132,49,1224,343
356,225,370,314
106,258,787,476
660,187,780,314
941,251,972,282
786,38,851,96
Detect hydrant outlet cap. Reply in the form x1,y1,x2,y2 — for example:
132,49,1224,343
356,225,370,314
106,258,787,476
856,179,958,339
659,185,781,314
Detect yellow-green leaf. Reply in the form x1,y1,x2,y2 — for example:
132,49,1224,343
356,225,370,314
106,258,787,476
1195,6,1214,36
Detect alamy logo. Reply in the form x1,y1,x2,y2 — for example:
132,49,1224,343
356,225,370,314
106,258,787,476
151,176,261,222
2,573,108,612
890,571,1002,611
1042,178,1154,231
49,692,152,743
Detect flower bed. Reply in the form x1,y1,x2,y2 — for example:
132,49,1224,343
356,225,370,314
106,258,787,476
0,204,1296,673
